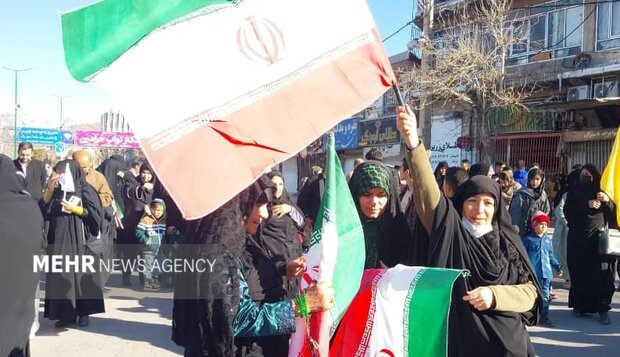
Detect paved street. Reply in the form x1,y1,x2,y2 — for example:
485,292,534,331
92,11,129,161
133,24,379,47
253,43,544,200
31,275,620,356
528,280,620,357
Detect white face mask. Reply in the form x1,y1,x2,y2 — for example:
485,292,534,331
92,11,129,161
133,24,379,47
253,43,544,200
461,216,493,238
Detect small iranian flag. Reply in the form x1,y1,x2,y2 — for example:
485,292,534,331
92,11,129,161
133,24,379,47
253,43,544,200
330,266,467,357
289,133,365,357
61,0,395,219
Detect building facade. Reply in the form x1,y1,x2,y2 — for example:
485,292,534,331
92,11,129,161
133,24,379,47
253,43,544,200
414,0,620,173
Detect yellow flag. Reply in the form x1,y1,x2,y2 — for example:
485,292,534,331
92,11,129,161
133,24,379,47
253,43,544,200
601,127,620,226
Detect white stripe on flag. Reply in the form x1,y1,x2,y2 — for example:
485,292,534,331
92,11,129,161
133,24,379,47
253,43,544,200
94,0,378,141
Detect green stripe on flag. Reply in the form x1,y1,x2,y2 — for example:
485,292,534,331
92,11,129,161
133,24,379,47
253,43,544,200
324,133,365,326
406,268,465,357
61,0,232,81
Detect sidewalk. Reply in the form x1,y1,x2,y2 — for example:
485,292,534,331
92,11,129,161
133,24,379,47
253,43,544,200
31,273,182,357
527,280,620,357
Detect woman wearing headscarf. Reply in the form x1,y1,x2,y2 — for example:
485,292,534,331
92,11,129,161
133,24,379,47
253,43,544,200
0,155,44,357
234,172,306,356
348,161,415,269
509,167,551,237
172,176,333,357
468,162,493,178
119,162,157,286
396,106,542,357
564,164,616,324
96,155,128,213
498,169,521,209
434,161,449,189
42,160,105,328
253,171,305,296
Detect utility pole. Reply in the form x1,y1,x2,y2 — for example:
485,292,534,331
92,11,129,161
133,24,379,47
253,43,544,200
54,95,71,129
419,0,434,146
3,66,32,158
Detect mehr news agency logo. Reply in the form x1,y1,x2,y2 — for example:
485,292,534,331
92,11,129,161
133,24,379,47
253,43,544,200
33,255,217,274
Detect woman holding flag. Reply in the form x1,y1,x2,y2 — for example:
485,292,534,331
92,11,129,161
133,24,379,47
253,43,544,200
396,106,542,356
172,175,334,357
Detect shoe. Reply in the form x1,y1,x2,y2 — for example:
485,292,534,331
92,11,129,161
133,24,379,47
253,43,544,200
143,281,161,291
550,293,559,301
573,309,587,317
539,316,554,327
599,312,611,325
55,319,75,328
77,315,90,327
103,287,112,293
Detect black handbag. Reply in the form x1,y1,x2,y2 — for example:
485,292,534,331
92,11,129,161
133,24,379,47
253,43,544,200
597,226,620,258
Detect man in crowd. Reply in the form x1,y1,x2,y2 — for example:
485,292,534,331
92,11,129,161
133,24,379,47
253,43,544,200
13,142,48,202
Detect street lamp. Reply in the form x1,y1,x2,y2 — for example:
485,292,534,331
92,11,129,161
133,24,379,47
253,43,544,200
53,95,71,129
3,66,32,158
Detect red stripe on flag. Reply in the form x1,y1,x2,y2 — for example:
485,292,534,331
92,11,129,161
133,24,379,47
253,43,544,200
140,29,394,219
330,269,385,356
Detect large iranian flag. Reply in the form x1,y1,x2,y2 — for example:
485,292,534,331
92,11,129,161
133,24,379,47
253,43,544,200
330,266,467,357
289,133,365,357
61,0,395,219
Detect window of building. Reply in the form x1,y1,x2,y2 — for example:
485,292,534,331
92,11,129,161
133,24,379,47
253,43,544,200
507,1,583,66
597,1,620,51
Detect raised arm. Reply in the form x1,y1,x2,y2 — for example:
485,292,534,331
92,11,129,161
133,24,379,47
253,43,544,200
395,106,441,234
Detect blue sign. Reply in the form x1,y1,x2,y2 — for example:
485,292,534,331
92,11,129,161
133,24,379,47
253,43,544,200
332,117,359,150
16,127,75,145
60,130,75,144
17,127,62,144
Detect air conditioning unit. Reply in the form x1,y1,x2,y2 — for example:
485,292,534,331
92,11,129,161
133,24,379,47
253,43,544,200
593,81,620,99
567,85,590,101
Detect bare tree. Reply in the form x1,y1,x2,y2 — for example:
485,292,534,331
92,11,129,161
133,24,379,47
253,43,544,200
402,0,536,163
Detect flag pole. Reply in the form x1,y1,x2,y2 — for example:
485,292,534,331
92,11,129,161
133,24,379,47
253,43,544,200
392,83,404,106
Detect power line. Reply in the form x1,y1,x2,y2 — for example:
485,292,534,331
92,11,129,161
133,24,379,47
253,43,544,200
383,20,414,43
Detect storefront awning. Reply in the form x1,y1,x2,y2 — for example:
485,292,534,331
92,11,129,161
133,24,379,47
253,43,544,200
534,98,620,110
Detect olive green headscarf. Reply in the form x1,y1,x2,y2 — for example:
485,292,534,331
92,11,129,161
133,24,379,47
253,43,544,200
354,163,391,198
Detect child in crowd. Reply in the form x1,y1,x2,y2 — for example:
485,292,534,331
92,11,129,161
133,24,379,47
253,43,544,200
135,199,166,290
523,211,563,327
158,226,186,288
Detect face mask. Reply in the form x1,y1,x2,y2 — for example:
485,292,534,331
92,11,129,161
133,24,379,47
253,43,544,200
580,175,593,186
461,216,493,238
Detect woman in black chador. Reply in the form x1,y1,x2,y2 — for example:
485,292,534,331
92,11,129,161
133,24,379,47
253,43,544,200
43,160,104,328
564,164,616,324
0,154,44,357
396,106,542,357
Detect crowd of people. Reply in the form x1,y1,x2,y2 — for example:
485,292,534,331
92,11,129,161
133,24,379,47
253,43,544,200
1,105,618,356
